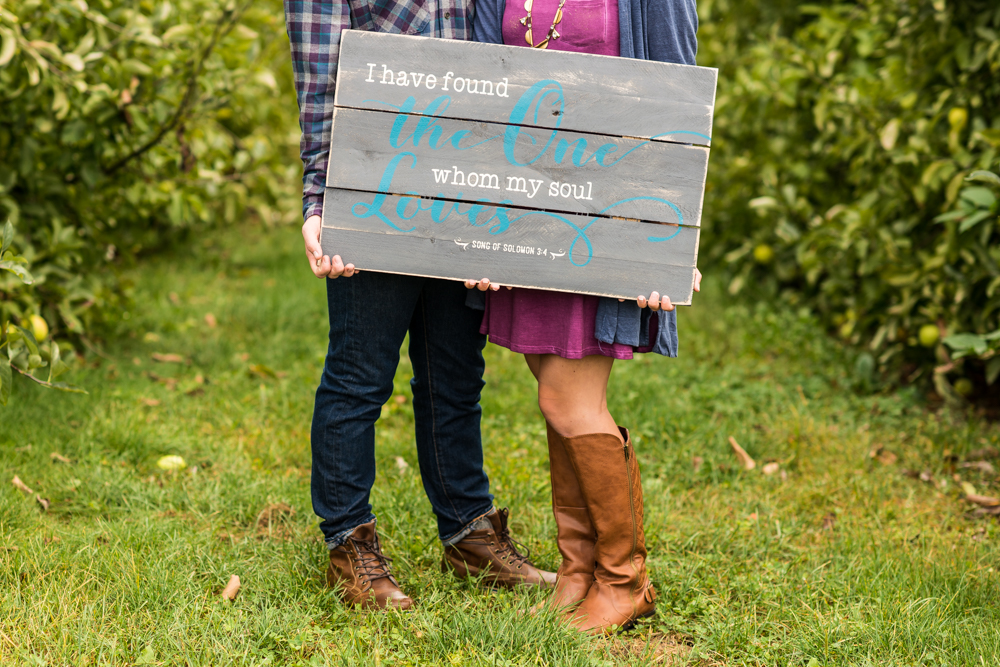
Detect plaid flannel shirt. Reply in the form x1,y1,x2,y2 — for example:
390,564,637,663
284,0,474,221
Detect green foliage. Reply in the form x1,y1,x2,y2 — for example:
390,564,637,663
0,219,84,404
0,0,298,344
699,0,1000,396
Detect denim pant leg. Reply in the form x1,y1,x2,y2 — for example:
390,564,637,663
311,271,424,547
407,278,494,542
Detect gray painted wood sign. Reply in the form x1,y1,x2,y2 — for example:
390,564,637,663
321,30,718,303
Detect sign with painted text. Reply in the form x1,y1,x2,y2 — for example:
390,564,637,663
322,31,717,303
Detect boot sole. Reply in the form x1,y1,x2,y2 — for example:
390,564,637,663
616,608,656,633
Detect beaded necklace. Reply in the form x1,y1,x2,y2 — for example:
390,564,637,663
519,0,567,49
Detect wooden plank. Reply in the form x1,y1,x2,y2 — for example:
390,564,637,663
326,106,709,226
335,30,717,146
321,189,699,303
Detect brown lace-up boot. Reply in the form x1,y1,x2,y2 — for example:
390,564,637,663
442,508,557,588
563,428,655,633
327,521,413,610
547,422,597,610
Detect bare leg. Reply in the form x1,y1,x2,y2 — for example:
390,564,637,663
531,354,620,442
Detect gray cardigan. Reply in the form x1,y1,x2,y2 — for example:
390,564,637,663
469,0,698,356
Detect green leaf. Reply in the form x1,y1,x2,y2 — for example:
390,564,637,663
943,333,988,357
14,325,38,356
987,358,1000,386
983,329,1000,342
0,357,10,406
47,342,69,382
933,209,968,223
0,260,34,284
960,187,997,209
1,220,12,257
958,209,994,233
966,170,1000,186
0,28,16,68
135,646,156,665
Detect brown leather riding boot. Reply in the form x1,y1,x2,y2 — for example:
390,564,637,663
547,422,597,610
442,508,557,588
327,521,413,610
563,428,656,633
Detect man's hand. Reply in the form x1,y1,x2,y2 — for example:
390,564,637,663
303,214,357,279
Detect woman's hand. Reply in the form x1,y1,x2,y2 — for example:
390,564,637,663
303,214,358,279
627,269,702,310
464,278,502,291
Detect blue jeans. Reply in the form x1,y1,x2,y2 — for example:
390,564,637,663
311,271,494,548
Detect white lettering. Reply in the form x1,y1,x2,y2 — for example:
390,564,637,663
432,168,452,184
467,172,479,187
380,65,394,84
480,173,500,190
527,179,543,199
442,71,454,91
548,182,559,197
481,80,494,96
366,63,377,82
496,78,509,98
396,70,408,86
426,74,437,89
507,176,527,193
451,166,466,186
410,72,425,87
453,77,465,92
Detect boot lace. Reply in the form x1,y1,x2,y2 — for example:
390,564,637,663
494,508,531,568
349,534,395,583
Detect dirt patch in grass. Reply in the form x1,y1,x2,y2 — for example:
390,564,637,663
607,632,695,665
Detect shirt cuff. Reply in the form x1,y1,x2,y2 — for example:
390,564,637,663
303,196,324,222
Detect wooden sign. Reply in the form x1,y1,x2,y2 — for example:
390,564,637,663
321,31,717,303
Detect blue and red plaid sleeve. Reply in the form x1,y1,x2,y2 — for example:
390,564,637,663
284,0,351,221
284,0,474,222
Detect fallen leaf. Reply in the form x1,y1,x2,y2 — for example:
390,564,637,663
256,502,295,529
11,475,33,495
919,471,936,485
877,450,898,466
961,481,978,497
143,332,161,343
140,397,161,407
35,495,50,511
822,513,836,531
168,292,181,305
692,456,704,472
44,536,61,545
50,452,72,464
132,357,142,366
248,363,276,378
960,461,996,475
966,493,1000,507
728,436,756,471
747,512,758,521
395,456,410,473
221,575,241,601
967,446,999,461
156,455,187,471
762,462,780,475
204,313,217,328
152,353,186,364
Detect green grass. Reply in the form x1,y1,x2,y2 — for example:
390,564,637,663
2,224,999,666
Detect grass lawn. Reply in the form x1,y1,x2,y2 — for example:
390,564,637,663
2,223,999,666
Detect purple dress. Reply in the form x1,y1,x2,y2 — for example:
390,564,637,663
480,0,655,360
